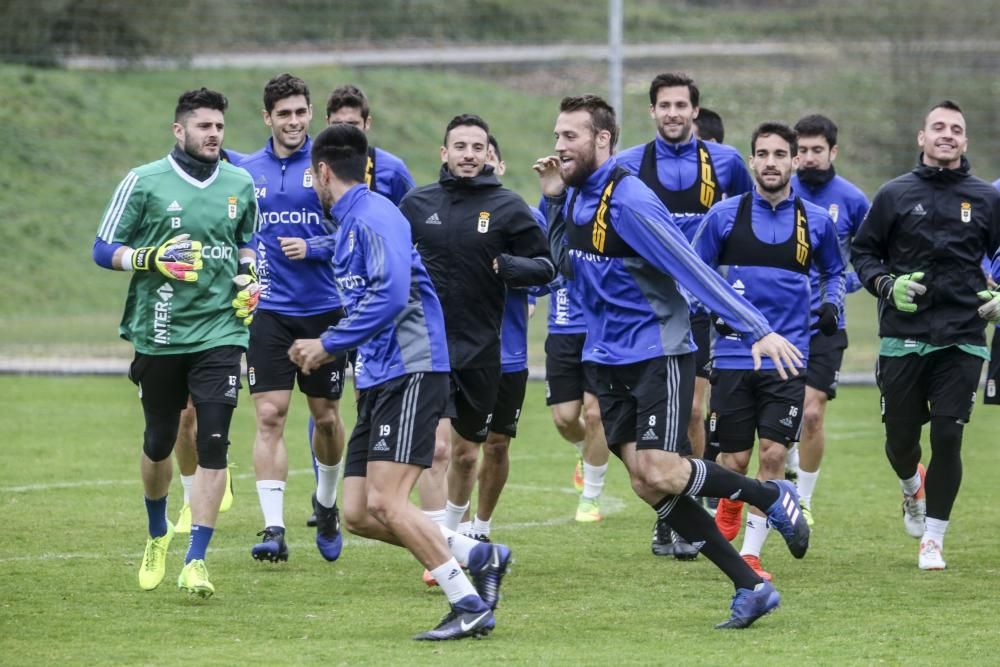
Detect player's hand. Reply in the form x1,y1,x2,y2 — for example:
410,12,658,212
810,302,839,336
751,332,803,380
876,272,926,313
132,234,202,282
278,236,307,260
977,290,1000,323
533,155,566,197
713,316,736,337
231,261,261,326
288,338,333,375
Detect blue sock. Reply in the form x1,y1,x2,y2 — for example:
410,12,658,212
186,525,214,563
454,594,489,613
467,542,492,573
144,496,168,538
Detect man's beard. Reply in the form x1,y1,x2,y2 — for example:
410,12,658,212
562,150,599,188
755,173,790,194
184,136,218,163
796,165,835,188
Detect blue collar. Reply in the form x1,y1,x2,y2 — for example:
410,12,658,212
580,155,618,194
752,185,797,210
264,135,312,161
654,133,697,157
330,183,368,223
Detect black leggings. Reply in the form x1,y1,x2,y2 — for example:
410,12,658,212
142,401,233,470
884,416,963,520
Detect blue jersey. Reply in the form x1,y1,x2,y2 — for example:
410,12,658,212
368,146,416,206
499,207,547,372
236,137,341,315
792,172,870,329
538,197,586,336
697,189,846,370
320,184,450,389
547,156,773,366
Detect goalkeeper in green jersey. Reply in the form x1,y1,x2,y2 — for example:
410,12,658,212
93,88,261,598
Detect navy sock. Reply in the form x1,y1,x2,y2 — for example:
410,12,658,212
467,542,492,573
145,495,168,538
186,525,214,563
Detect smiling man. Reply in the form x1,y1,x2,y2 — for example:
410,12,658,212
852,100,1000,571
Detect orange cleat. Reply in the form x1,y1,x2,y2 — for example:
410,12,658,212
741,554,772,582
715,497,745,541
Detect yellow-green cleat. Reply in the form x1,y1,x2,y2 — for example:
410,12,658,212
174,503,192,534
575,496,602,523
573,457,584,493
138,521,174,591
219,464,235,513
177,559,215,598
800,501,814,528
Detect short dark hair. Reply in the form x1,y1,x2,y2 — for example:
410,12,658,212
263,73,310,113
174,88,227,123
648,72,700,108
487,134,502,163
559,95,619,149
924,99,964,125
326,84,370,120
311,123,368,183
443,114,490,146
751,121,798,155
794,114,838,148
694,107,725,143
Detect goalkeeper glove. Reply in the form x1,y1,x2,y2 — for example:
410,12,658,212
810,302,839,336
977,290,1000,324
231,259,261,326
131,234,202,282
875,271,926,313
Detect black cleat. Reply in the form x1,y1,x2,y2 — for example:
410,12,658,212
306,492,318,527
314,496,343,562
251,526,289,562
652,519,700,560
414,605,495,641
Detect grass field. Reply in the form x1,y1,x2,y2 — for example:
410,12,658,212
2,376,998,665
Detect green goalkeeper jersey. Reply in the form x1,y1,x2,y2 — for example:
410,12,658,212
97,154,259,354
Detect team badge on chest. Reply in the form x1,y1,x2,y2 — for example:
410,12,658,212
477,211,491,233
303,168,313,188
961,202,972,223
228,196,237,220
828,203,839,223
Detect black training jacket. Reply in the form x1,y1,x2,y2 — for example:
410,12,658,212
851,156,1000,346
400,165,555,369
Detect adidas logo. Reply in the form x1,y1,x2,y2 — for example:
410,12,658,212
641,428,658,441
424,212,442,225
373,439,390,452
166,200,183,212
779,417,794,427
912,203,926,216
225,387,237,398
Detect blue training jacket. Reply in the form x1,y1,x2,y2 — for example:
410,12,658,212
368,146,416,206
547,156,773,366
792,172,870,330
320,184,450,389
696,188,846,370
235,137,341,315
536,199,587,336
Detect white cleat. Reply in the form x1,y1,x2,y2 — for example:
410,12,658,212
918,539,946,570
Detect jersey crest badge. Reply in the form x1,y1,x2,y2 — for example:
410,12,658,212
828,203,839,223
228,196,237,220
477,211,490,233
348,230,355,252
303,168,313,188
961,202,972,223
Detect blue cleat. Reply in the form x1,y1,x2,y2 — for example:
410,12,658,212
414,597,495,641
314,496,343,562
251,526,289,562
715,581,781,629
765,480,810,559
469,543,512,610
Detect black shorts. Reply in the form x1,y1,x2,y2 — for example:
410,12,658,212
806,329,848,399
343,372,449,477
544,333,598,405
592,354,695,454
709,369,806,452
877,349,982,424
444,367,502,443
129,345,244,412
490,369,530,438
690,312,713,379
247,309,347,399
985,333,1000,404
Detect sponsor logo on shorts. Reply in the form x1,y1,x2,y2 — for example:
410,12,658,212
988,380,995,398
373,439,390,452
545,381,551,399
641,428,658,441
779,417,794,427
225,387,237,398
248,366,256,386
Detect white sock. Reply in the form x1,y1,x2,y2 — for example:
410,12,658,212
739,512,771,557
315,461,341,508
785,443,800,471
572,440,585,455
256,480,286,528
924,517,949,547
181,474,195,505
424,508,447,526
457,520,473,536
900,470,922,497
582,462,607,500
472,516,491,537
444,500,469,531
430,557,478,604
439,526,479,566
796,468,820,506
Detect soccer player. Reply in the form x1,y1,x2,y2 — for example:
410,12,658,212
535,95,810,629
851,100,1000,570
617,73,754,558
236,73,347,563
697,121,845,581
288,123,508,641
92,87,260,597
400,114,555,538
694,107,725,144
789,114,870,525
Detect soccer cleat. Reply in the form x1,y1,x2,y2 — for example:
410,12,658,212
702,496,719,517
671,532,700,561
251,526,289,562
918,538,946,570
902,463,927,539
470,544,512,610
177,558,214,598
715,497,745,541
471,533,492,543
800,501,814,528
765,480,810,559
575,496,602,523
573,457,584,493
313,496,343,562
741,554,772,582
174,503,192,535
138,521,175,591
306,492,318,528
422,569,439,587
413,603,495,641
651,518,676,556
218,464,234,513
715,581,781,629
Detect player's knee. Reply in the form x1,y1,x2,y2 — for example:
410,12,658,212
142,417,179,463
342,499,374,536
196,433,229,470
483,436,509,464
451,443,479,472
311,408,342,440
583,403,603,434
757,444,787,476
930,416,964,452
802,405,824,435
254,399,288,433
364,488,400,526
